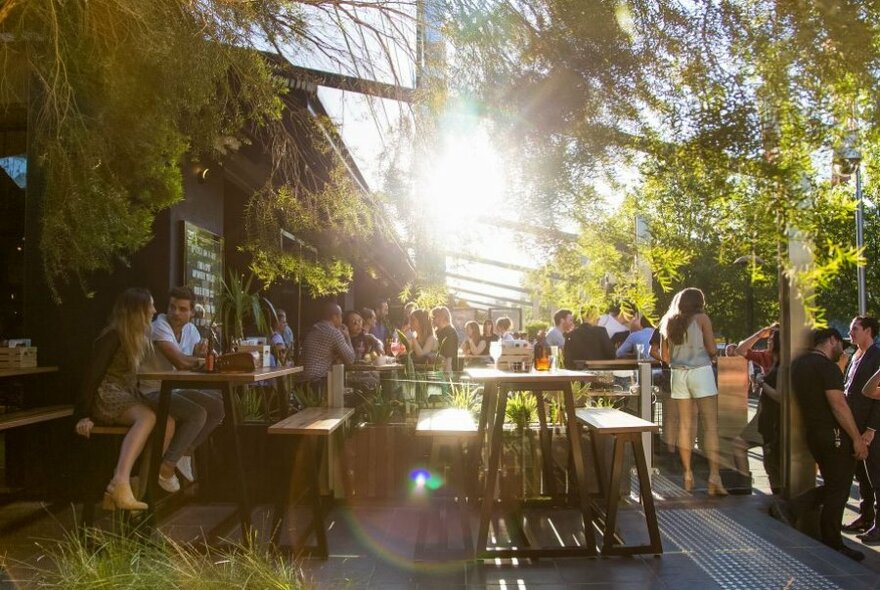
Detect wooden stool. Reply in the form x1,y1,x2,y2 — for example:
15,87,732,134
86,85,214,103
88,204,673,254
575,407,662,555
268,407,354,559
414,408,479,559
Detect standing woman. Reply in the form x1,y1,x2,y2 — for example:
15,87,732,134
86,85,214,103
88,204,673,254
74,288,174,510
660,288,727,495
409,309,437,362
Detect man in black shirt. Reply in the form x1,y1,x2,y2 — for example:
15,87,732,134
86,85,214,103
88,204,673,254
790,328,868,561
431,306,459,372
841,316,880,539
563,319,615,369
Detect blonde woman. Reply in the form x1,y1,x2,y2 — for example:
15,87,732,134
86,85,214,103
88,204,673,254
660,287,727,496
409,309,437,361
74,288,173,511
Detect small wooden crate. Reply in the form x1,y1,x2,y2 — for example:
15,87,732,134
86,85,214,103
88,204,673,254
0,347,38,368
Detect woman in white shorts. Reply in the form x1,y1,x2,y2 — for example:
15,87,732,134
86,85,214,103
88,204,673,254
660,288,727,496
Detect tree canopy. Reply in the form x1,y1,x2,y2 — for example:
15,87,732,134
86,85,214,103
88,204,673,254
441,0,880,325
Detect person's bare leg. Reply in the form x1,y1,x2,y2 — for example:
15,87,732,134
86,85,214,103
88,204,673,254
732,435,750,475
665,397,680,453
111,404,156,486
677,398,694,488
698,395,722,478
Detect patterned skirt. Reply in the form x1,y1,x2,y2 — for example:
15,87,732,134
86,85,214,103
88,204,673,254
93,381,143,424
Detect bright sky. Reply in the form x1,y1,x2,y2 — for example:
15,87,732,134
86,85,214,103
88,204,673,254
286,1,633,313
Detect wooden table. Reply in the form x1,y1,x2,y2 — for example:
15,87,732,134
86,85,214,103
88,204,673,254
0,367,59,379
138,366,302,535
464,367,599,559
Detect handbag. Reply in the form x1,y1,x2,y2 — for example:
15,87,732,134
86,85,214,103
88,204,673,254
215,351,256,373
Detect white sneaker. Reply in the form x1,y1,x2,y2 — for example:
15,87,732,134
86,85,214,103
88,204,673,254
177,456,195,483
158,473,180,493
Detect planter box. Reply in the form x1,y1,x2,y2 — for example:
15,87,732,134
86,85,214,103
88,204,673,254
345,422,416,501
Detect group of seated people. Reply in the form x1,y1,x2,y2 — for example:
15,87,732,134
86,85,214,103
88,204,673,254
299,301,463,389
544,305,656,367
74,286,225,512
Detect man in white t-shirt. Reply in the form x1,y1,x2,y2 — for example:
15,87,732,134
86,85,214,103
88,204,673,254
597,304,629,339
546,309,574,348
140,286,224,492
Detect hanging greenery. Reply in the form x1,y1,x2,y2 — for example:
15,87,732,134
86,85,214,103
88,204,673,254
1,1,415,298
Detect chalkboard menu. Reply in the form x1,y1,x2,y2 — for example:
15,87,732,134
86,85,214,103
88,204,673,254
181,221,224,324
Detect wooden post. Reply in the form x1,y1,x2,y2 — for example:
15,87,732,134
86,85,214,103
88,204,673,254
781,236,815,499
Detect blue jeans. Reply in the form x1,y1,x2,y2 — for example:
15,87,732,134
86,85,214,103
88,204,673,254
176,389,224,451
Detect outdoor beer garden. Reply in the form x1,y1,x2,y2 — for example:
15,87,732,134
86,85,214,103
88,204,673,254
6,1,880,588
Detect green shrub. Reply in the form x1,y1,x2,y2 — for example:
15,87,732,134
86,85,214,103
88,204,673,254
28,529,308,589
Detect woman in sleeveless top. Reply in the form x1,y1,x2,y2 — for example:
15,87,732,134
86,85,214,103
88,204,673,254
660,288,727,496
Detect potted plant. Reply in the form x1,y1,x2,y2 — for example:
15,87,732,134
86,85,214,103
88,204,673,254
218,271,276,351
501,392,541,499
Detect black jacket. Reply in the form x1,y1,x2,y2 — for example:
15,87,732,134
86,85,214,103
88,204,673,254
75,329,121,421
563,323,615,368
845,344,880,433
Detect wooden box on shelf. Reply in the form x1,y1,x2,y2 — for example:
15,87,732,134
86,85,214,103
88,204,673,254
0,347,38,369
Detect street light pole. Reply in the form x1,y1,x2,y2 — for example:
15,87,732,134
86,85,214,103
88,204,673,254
837,130,866,315
856,163,867,315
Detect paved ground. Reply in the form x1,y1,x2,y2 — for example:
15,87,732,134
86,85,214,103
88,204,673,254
2,490,879,589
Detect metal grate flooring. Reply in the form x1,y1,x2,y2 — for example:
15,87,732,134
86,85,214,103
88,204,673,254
659,507,843,590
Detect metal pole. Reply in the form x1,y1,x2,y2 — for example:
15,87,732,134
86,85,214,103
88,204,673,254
856,164,867,315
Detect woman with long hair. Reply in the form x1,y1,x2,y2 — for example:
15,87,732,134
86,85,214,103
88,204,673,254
660,287,727,495
409,308,437,361
74,288,174,511
461,320,488,356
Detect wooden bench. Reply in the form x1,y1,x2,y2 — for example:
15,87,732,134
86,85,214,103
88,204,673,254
414,408,479,559
576,407,662,556
0,405,73,432
268,407,354,559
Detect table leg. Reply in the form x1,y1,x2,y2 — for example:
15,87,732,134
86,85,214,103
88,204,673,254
563,383,597,555
534,391,556,498
144,382,173,528
477,384,506,558
275,375,289,417
602,435,625,553
221,382,252,542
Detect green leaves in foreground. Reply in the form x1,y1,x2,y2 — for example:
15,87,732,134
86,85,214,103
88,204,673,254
28,528,307,589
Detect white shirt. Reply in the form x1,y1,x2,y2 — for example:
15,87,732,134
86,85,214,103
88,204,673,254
597,314,629,338
139,314,201,394
546,326,566,348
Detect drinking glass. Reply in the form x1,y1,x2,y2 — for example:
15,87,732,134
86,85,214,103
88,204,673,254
489,341,503,364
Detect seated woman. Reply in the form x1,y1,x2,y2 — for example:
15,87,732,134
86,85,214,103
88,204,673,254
74,288,175,511
343,310,383,392
345,310,384,360
461,320,488,356
409,309,437,363
361,308,378,339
